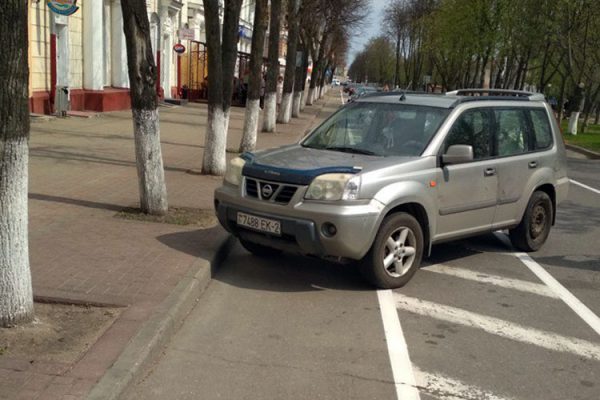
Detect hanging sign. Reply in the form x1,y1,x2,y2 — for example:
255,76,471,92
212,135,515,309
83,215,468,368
47,0,79,16
178,28,195,41
173,43,186,54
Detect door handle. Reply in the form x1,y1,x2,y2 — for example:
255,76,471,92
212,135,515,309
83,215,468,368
484,167,496,177
528,161,538,169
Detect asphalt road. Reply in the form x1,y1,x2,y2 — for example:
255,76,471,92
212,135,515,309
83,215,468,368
127,136,600,398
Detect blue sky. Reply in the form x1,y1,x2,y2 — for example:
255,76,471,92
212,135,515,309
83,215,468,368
347,0,387,65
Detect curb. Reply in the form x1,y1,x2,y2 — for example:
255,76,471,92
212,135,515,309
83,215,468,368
86,235,237,400
565,143,600,159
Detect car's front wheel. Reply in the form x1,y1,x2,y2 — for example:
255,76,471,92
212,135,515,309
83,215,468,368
509,190,553,252
359,213,423,289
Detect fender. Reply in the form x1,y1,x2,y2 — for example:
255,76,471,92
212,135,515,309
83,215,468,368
371,180,438,254
514,166,557,223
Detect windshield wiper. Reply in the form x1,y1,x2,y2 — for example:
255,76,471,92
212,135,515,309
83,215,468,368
324,146,377,155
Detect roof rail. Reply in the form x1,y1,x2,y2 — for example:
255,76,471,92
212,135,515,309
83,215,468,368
358,90,442,99
446,88,545,101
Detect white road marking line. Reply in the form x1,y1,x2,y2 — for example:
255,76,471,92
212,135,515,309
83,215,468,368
570,179,600,195
422,264,559,298
393,292,600,361
339,89,344,105
494,233,600,337
377,290,421,400
516,252,600,336
414,368,516,400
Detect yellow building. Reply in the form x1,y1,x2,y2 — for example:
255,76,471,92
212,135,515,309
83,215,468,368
28,0,184,114
28,0,261,114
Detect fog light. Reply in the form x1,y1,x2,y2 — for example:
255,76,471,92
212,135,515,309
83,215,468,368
322,222,337,237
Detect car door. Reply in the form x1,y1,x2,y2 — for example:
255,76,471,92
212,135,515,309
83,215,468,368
492,107,554,227
435,108,498,240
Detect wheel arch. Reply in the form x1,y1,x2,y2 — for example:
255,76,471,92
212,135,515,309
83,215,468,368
383,202,431,256
534,183,556,225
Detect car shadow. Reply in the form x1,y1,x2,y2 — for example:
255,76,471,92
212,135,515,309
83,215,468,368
533,254,599,273
156,226,230,263
213,241,371,293
422,233,512,267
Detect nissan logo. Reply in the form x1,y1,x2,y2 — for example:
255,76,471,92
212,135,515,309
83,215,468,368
261,184,274,198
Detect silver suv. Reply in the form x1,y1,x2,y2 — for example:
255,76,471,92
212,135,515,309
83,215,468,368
214,89,569,288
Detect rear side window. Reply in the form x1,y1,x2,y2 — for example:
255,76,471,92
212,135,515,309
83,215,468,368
529,109,553,150
495,109,529,156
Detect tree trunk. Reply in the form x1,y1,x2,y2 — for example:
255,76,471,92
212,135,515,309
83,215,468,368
557,74,567,122
277,0,300,124
300,56,310,111
292,45,308,118
240,0,268,152
568,112,580,135
261,0,282,133
202,0,242,175
580,84,600,134
0,0,33,327
319,61,330,99
394,31,401,88
121,0,168,216
569,83,586,135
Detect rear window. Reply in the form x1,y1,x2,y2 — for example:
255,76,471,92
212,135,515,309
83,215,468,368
529,109,553,150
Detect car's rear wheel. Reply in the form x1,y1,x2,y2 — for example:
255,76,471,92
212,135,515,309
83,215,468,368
360,213,423,289
509,191,553,252
239,239,281,257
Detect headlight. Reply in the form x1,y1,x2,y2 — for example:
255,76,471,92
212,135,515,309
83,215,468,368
305,174,361,201
224,157,246,186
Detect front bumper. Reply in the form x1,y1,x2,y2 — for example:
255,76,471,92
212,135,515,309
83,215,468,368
214,184,384,260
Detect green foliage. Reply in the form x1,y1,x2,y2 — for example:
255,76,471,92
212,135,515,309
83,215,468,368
348,36,395,84
351,0,600,115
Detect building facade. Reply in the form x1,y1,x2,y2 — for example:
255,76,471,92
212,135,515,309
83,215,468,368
28,0,258,115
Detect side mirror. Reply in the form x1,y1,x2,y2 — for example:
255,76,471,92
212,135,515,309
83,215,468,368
442,145,474,165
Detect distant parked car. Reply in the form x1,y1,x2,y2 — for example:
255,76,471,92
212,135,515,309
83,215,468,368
215,89,568,288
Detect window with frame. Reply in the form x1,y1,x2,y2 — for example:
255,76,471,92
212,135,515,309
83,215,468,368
444,109,492,160
529,109,553,150
495,109,529,156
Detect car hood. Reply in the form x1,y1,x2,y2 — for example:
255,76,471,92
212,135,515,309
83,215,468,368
242,145,416,185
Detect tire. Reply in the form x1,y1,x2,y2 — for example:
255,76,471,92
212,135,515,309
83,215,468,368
509,191,553,252
239,238,281,257
359,213,424,289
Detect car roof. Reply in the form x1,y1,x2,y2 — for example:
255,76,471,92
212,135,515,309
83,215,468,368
355,89,547,109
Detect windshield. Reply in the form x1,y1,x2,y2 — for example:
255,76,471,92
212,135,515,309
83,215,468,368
302,102,450,157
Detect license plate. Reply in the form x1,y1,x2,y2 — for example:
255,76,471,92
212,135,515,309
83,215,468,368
237,212,281,235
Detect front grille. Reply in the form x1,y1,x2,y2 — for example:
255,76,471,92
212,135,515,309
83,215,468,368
246,179,259,198
245,178,299,204
275,186,297,203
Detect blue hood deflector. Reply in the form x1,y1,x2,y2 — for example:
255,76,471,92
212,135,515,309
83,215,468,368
241,152,361,185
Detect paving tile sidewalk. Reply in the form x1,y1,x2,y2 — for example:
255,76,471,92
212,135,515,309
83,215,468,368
0,89,342,400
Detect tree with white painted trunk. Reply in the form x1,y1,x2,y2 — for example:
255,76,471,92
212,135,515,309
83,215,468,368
120,0,168,215
277,0,301,124
262,0,282,133
202,0,243,175
239,0,268,153
0,0,34,327
567,83,585,135
292,43,309,118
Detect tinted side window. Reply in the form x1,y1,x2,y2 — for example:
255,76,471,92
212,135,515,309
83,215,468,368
444,110,492,160
495,109,529,156
530,109,553,150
